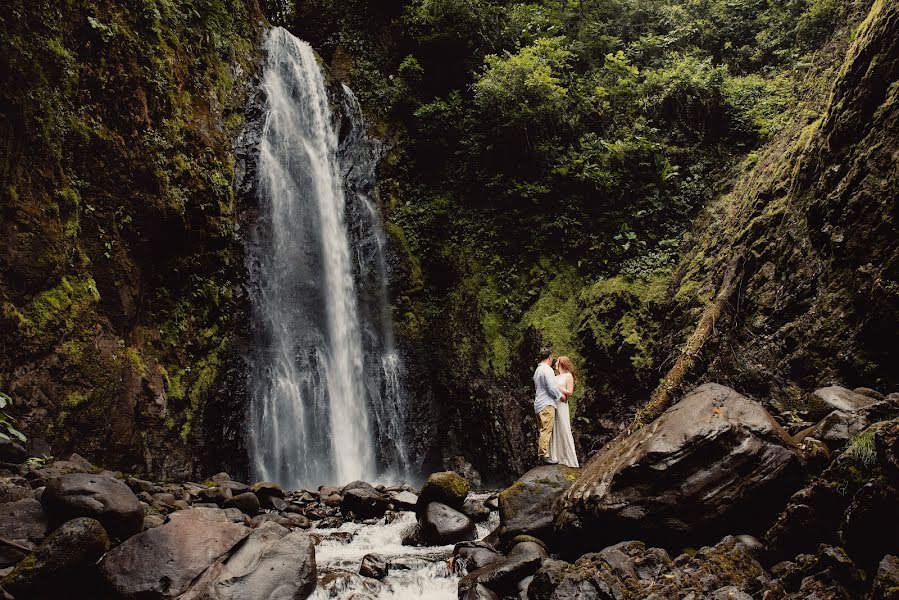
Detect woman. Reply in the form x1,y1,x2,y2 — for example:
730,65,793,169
549,356,579,468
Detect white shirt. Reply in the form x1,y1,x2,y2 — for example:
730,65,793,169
533,362,561,414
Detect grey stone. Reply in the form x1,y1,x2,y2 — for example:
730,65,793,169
556,384,801,551
223,491,260,515
100,507,250,598
360,553,388,579
420,502,476,545
41,473,143,540
498,465,579,541
0,498,48,567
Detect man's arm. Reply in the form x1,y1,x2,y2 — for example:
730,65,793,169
541,367,562,400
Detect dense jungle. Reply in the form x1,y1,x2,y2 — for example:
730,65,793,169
0,0,897,598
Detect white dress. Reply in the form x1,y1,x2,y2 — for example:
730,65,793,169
549,372,579,468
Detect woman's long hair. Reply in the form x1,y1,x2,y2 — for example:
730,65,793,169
557,356,576,383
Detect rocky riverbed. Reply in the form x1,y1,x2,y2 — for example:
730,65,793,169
0,383,897,599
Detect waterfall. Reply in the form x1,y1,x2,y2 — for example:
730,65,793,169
247,27,410,489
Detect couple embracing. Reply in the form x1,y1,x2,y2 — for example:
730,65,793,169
532,347,579,468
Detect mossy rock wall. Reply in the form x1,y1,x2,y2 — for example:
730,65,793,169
0,0,265,479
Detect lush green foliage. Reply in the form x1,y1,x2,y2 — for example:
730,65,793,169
0,392,26,443
280,0,860,410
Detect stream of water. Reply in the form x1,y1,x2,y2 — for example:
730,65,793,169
247,27,411,489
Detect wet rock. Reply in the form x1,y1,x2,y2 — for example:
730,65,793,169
360,553,388,579
1,517,109,598
420,502,476,545
710,586,753,600
282,513,311,529
143,514,165,530
250,481,285,498
100,507,251,598
498,465,579,542
41,473,143,541
388,490,419,511
854,387,885,401
459,540,547,598
454,542,502,571
873,555,899,600
0,498,48,567
794,410,868,450
464,583,498,600
223,491,261,515
197,485,233,506
418,471,470,511
556,384,801,552
341,481,377,495
484,496,499,511
813,386,878,413
249,513,295,529
462,497,491,522
0,477,31,503
839,479,899,569
181,521,316,600
0,440,26,465
324,493,342,507
341,486,389,519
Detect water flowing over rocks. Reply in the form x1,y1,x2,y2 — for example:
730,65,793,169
555,383,802,553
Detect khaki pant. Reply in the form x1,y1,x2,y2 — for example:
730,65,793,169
536,406,556,458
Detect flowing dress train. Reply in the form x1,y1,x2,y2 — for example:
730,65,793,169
549,373,579,468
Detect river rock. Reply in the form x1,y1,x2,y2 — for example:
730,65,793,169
25,459,92,488
100,507,251,598
874,555,899,600
0,498,48,567
813,386,878,413
498,464,579,542
341,486,389,519
462,497,491,522
0,476,32,504
418,471,470,511
454,542,502,571
458,540,547,598
420,502,476,545
389,490,419,511
223,491,260,515
555,384,801,552
793,410,868,450
1,517,109,597
41,473,143,540
464,583,499,600
0,439,26,464
181,521,316,600
360,553,388,579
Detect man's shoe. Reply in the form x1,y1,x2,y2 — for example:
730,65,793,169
541,457,559,465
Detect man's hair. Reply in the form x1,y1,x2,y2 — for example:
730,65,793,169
538,347,553,361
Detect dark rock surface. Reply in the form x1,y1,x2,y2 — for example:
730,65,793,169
420,502,476,545
498,465,579,542
459,540,547,598
360,553,388,579
0,498,48,567
1,517,109,598
181,521,316,600
99,507,251,598
418,471,470,511
223,491,260,515
41,473,143,540
341,486,389,519
556,384,801,552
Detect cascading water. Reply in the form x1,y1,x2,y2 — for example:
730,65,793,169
247,27,411,489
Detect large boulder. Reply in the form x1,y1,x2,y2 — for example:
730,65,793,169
812,386,878,414
181,521,316,600
458,540,547,598
41,473,143,540
99,507,251,598
340,486,389,519
555,384,801,552
420,502,476,545
454,542,502,572
498,465,579,541
0,498,48,567
417,471,470,511
1,517,109,598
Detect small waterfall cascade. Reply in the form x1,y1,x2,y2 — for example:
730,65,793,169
247,27,411,489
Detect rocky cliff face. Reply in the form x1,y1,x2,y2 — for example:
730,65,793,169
0,0,264,479
663,0,898,410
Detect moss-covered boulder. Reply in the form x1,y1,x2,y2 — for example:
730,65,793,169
497,464,579,543
417,471,470,511
1,517,109,598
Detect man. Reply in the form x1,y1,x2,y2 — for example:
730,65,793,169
533,347,562,465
